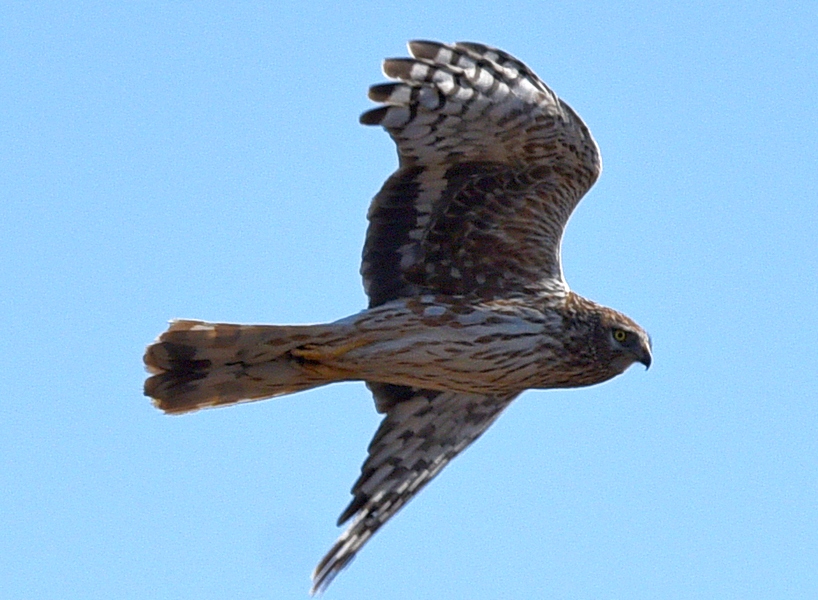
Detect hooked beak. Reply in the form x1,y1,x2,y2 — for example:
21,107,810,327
639,336,653,370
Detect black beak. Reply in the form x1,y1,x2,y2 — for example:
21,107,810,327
640,352,652,370
639,338,652,370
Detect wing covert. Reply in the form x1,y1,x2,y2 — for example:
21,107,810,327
360,41,601,307
311,384,518,594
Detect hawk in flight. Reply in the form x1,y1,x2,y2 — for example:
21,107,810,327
144,41,652,594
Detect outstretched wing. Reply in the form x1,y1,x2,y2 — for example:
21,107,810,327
314,41,596,592
311,384,518,594
360,41,601,307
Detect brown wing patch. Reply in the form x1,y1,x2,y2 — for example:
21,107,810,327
311,385,518,594
360,41,601,306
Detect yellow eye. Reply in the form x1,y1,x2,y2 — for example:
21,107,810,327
613,329,628,343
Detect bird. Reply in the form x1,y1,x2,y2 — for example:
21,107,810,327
143,40,652,594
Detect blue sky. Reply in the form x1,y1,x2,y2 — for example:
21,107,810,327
2,2,817,598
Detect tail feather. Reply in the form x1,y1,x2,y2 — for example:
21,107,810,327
144,319,340,414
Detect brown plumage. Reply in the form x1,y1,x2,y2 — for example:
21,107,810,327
143,41,652,594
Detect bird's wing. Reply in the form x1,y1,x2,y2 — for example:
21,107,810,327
311,384,518,594
360,41,601,307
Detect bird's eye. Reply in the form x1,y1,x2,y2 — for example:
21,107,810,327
613,329,628,343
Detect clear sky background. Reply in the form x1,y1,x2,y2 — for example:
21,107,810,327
2,2,817,599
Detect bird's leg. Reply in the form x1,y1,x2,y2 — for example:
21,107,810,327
288,335,378,380
290,335,375,362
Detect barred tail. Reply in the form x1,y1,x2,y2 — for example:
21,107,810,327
143,319,346,414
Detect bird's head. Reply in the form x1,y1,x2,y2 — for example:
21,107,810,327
598,308,652,373
557,293,652,386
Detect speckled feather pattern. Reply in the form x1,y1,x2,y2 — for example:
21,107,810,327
312,386,518,591
143,41,651,596
361,40,601,307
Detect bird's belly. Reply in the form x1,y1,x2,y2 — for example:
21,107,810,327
327,299,560,394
